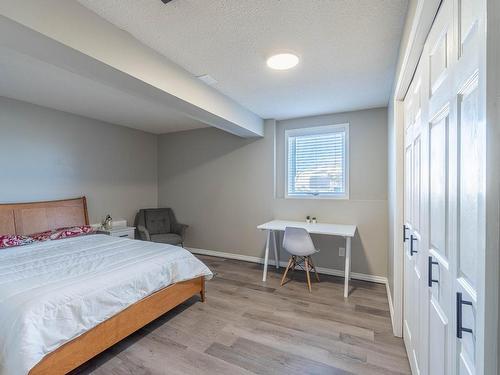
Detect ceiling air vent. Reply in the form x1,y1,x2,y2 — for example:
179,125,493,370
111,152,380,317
197,74,218,86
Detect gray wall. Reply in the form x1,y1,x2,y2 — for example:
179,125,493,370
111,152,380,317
0,96,388,278
158,120,275,257
158,107,388,278
0,96,158,225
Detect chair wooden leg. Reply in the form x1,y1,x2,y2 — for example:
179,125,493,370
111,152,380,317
305,257,312,292
280,257,293,286
308,256,320,282
289,256,296,280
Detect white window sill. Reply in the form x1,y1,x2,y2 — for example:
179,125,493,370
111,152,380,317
285,194,350,200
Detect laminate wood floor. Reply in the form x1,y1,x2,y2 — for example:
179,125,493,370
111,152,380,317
73,255,410,375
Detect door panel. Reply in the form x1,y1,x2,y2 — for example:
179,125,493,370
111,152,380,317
458,77,480,290
428,298,448,375
405,143,413,227
458,0,480,57
458,355,474,375
428,0,452,97
429,33,449,95
413,134,421,233
429,109,449,258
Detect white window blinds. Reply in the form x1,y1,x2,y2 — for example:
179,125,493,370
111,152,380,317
286,124,349,199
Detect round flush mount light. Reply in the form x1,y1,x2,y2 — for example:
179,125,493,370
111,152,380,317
266,53,299,70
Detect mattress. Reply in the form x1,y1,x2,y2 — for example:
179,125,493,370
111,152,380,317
0,234,212,375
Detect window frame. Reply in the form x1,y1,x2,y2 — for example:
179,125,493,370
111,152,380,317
284,123,350,200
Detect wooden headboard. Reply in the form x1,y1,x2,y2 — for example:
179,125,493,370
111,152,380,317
0,197,89,235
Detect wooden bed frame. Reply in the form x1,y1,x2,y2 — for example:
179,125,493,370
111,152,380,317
0,197,90,235
0,197,206,375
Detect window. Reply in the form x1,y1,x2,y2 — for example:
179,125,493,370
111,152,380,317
286,123,349,199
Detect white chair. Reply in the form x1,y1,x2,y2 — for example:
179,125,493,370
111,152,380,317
280,227,320,292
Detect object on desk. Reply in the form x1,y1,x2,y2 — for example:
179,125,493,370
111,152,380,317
306,216,311,224
312,217,317,224
280,227,320,292
102,214,113,230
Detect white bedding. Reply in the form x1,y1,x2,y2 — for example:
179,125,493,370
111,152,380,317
0,234,212,375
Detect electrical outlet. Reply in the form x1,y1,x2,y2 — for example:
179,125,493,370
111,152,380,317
339,247,345,257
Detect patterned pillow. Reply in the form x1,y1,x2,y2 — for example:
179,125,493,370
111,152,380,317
0,234,35,249
49,225,95,240
30,230,53,242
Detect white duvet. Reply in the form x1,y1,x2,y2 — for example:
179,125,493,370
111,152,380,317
0,234,212,375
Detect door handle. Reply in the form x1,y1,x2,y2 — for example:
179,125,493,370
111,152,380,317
456,292,473,338
403,225,409,242
428,256,439,287
410,235,418,256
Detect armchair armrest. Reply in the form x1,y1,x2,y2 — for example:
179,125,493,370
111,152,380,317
171,223,188,239
137,225,151,241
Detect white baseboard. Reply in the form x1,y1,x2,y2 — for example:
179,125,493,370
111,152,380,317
188,247,388,285
386,282,397,335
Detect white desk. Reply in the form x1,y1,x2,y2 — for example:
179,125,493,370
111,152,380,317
257,220,357,298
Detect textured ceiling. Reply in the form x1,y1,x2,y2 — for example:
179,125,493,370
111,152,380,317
78,0,408,120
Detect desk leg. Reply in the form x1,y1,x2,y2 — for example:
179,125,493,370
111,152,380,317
272,230,279,269
344,236,352,298
262,230,271,282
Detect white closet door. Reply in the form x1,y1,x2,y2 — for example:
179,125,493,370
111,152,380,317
425,1,456,374
453,0,484,372
402,0,487,374
403,65,426,375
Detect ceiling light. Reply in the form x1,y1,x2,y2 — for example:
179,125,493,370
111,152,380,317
266,53,299,70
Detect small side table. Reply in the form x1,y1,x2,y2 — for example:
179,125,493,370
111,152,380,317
98,226,136,239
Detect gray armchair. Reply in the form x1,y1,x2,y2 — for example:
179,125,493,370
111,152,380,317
134,208,188,247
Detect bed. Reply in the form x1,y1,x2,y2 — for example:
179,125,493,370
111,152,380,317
0,197,212,375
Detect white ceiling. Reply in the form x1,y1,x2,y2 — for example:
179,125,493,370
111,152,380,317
0,46,208,134
78,0,408,120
